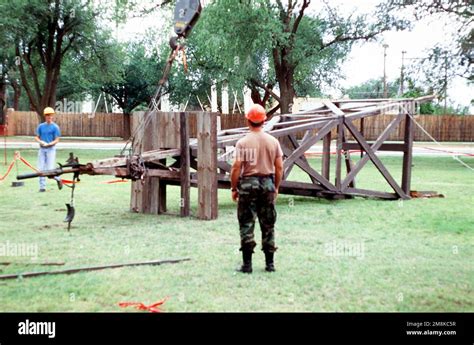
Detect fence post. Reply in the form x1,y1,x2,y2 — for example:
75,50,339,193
197,112,218,220
180,112,190,217
401,102,414,195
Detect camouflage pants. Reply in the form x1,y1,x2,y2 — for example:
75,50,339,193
237,176,277,253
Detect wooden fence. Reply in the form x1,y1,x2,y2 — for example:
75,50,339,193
9,111,125,137
7,110,474,142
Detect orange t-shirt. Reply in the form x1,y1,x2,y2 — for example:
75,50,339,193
235,131,283,176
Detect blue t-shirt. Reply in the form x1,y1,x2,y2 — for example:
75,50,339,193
36,122,61,144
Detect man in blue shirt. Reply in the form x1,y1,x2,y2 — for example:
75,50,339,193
35,107,62,192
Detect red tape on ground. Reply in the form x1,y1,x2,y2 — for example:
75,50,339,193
118,297,168,313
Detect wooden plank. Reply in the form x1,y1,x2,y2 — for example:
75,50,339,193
344,119,407,199
345,188,398,199
280,144,324,185
141,148,181,163
91,156,127,169
145,169,180,179
341,114,405,190
335,119,343,189
180,112,190,217
344,103,399,120
401,107,414,195
283,120,337,171
197,112,218,220
0,258,191,280
262,115,281,131
322,131,331,180
342,130,355,189
322,100,345,116
342,143,406,152
284,133,317,183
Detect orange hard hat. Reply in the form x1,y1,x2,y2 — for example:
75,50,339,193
245,104,267,123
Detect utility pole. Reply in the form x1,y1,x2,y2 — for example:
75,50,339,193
400,50,407,96
383,44,389,98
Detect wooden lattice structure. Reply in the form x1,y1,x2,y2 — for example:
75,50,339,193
18,96,435,221
120,96,435,220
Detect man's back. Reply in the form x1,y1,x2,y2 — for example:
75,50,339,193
235,131,283,176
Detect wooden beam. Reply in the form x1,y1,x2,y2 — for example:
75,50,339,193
283,120,338,191
342,143,406,152
344,119,408,199
283,120,337,171
335,118,343,189
322,131,331,180
141,148,181,163
145,169,180,179
0,258,191,281
343,103,401,121
284,134,317,183
262,115,281,131
180,112,190,216
281,144,321,184
322,100,345,116
197,112,218,220
345,188,398,199
341,129,355,189
341,113,405,191
401,106,414,195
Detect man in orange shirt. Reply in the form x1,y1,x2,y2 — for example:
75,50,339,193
231,104,283,273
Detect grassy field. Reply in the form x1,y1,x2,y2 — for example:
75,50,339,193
0,148,473,312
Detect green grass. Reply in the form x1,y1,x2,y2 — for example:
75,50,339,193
0,149,473,312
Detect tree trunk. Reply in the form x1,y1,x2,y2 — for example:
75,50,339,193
11,80,21,110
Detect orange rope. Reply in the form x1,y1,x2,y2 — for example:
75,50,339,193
0,151,43,182
0,161,15,181
101,179,129,184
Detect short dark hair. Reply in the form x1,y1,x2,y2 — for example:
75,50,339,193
248,119,264,128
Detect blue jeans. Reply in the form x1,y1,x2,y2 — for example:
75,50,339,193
38,146,59,189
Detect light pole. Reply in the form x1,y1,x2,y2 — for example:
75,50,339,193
400,50,407,96
383,44,389,98
383,43,388,98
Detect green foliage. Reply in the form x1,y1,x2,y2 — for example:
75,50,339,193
101,40,164,114
57,34,124,102
343,79,399,99
183,0,408,111
402,78,470,115
0,0,121,117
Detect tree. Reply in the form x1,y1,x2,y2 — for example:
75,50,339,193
56,34,123,103
101,40,164,137
0,45,22,114
187,0,409,114
0,0,114,121
388,0,473,95
343,79,399,99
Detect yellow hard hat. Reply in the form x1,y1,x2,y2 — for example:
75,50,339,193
43,107,55,116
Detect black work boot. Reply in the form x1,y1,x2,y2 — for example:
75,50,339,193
264,251,275,272
238,250,253,273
